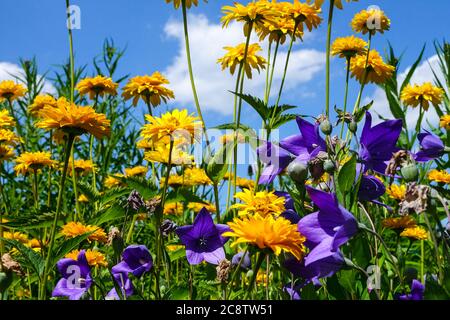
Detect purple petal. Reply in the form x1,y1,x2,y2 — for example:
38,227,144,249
186,250,204,265
202,247,225,265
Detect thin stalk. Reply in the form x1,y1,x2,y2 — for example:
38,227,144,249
71,147,80,221
423,212,443,284
7,99,25,151
90,94,99,193
47,131,53,207
213,183,221,223
181,0,211,155
40,134,75,300
352,33,372,114
325,0,335,118
244,252,265,299
264,41,272,104
33,169,39,209
340,56,351,139
65,0,75,103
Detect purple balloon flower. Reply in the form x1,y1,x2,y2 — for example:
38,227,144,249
415,131,445,162
52,250,92,300
359,112,402,174
358,174,386,201
176,208,230,265
231,251,251,270
398,279,425,300
275,191,300,224
298,187,359,267
107,245,153,299
257,117,326,185
283,283,301,300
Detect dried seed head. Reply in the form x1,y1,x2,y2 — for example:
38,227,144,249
385,150,410,176
399,182,430,215
145,197,162,216
127,190,144,211
216,259,232,283
1,253,23,276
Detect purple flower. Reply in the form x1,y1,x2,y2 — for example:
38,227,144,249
108,245,153,299
358,174,386,201
257,117,326,185
176,208,229,265
283,253,345,285
398,279,425,300
275,191,300,224
231,251,251,270
415,131,445,162
52,250,92,300
283,283,301,300
359,112,402,174
298,187,358,266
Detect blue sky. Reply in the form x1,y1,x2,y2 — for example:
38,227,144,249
0,0,449,139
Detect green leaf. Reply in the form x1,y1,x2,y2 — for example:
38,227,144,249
168,248,186,263
0,212,55,230
400,44,426,94
206,140,235,183
166,189,207,205
77,181,101,202
0,238,45,277
231,92,268,121
214,123,252,131
337,153,357,195
271,113,298,129
93,204,127,225
354,100,374,122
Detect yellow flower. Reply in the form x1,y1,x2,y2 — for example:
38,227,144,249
166,167,212,187
124,166,148,177
401,82,444,111
60,222,107,243
234,177,256,190
78,194,89,203
386,184,406,201
66,158,96,176
187,202,216,213
66,249,108,267
350,50,394,84
166,244,183,252
28,95,57,117
3,231,29,244
221,1,275,36
382,216,417,229
122,72,175,107
104,174,125,188
14,151,56,176
0,129,21,146
141,109,201,144
428,169,450,184
144,144,194,166
440,115,450,130
75,76,118,100
166,0,202,9
220,132,247,144
0,145,15,162
400,226,428,241
218,43,266,79
223,215,306,260
164,202,184,215
0,80,27,103
36,97,111,139
286,0,322,31
231,189,286,217
0,109,16,128
307,0,358,10
351,8,390,35
27,239,42,249
331,36,367,59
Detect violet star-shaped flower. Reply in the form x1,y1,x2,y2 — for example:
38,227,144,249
52,250,92,300
107,245,153,299
257,117,326,185
176,208,230,265
415,131,445,162
358,174,386,201
275,191,300,224
298,187,359,267
398,279,425,300
359,112,402,174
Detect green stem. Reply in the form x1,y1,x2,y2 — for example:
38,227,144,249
66,0,75,103
264,41,272,104
266,39,280,105
33,169,39,209
71,148,80,221
340,56,351,139
244,252,265,299
325,0,335,118
352,33,372,114
7,99,25,151
40,134,75,300
181,0,211,155
213,183,221,223
47,131,53,207
423,212,443,284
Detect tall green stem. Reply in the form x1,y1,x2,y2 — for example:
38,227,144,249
71,145,80,221
244,252,265,299
340,56,351,139
33,169,39,209
325,0,335,118
213,183,221,223
66,0,75,103
353,33,372,114
181,0,211,155
40,134,75,299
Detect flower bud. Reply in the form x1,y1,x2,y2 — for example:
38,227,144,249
287,161,308,183
160,219,177,237
127,190,144,211
246,270,254,279
401,164,419,182
320,120,332,135
231,251,251,270
323,160,336,173
348,120,357,133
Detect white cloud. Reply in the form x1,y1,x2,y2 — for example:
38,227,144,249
367,54,446,128
163,14,325,115
0,61,56,95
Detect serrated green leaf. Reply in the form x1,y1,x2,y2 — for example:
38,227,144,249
231,92,268,121
93,204,127,225
51,231,96,266
0,238,45,277
206,140,235,183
